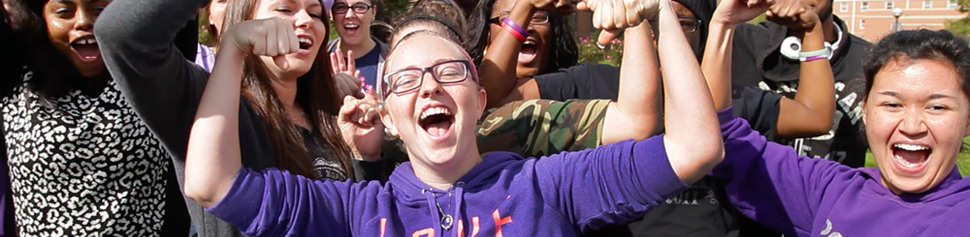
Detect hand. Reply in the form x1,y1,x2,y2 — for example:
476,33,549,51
530,0,576,13
330,50,365,99
338,93,384,161
765,0,818,31
222,17,299,70
711,0,770,26
577,0,659,45
334,72,365,100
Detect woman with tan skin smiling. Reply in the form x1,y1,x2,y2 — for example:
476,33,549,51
0,0,191,235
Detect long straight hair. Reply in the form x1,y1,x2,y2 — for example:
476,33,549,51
223,0,355,179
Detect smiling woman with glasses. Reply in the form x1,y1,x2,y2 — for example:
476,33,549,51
183,1,729,234
328,0,388,90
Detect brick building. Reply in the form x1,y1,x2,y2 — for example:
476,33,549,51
835,0,966,42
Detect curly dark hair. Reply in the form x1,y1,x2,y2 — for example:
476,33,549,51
863,29,970,99
465,0,578,75
3,0,97,99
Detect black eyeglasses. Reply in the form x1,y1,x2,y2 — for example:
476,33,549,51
332,3,372,14
383,60,472,96
488,11,550,25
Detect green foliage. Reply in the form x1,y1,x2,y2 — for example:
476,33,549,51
577,31,623,67
947,0,970,37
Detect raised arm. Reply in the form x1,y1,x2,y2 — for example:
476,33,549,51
96,0,211,156
600,20,663,144
703,0,833,137
655,0,722,184
477,0,540,108
185,17,299,207
770,6,834,138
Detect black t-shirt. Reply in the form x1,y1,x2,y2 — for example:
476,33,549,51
534,62,621,101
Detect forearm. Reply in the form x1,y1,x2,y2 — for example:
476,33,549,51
657,3,722,184
602,21,661,143
96,0,210,156
776,22,834,137
480,0,536,108
701,21,736,111
185,44,246,208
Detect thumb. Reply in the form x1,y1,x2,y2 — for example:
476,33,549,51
274,54,290,70
597,29,621,47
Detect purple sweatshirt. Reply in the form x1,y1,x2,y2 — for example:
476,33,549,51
206,136,686,236
714,108,970,236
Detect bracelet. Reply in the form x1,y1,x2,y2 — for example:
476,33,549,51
501,17,528,43
801,55,828,62
798,47,831,61
798,47,829,57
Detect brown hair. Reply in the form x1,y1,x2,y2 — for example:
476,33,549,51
223,0,355,179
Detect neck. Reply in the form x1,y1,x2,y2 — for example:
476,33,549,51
269,74,300,111
411,146,483,190
821,16,837,44
339,37,377,59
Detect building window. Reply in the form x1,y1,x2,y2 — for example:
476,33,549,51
860,19,866,29
841,2,849,11
861,1,869,10
950,0,959,8
923,0,932,8
886,1,894,9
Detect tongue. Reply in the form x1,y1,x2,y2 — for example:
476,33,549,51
425,121,450,137
517,47,537,64
73,44,101,62
895,149,928,167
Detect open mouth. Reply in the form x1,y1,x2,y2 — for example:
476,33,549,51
298,36,313,50
71,35,100,62
891,143,931,172
418,106,455,138
343,23,360,34
517,39,538,64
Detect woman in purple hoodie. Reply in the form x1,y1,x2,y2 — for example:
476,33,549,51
181,0,727,235
705,0,970,234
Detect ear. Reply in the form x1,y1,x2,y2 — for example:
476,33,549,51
380,107,399,137
477,87,487,116
860,100,868,126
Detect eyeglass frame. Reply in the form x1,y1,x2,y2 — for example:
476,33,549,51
381,59,474,96
331,2,373,14
488,11,550,25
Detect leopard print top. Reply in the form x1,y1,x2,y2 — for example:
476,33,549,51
1,70,170,236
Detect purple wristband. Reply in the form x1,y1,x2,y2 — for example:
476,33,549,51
802,55,827,62
501,17,529,39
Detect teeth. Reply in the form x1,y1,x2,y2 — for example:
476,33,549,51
298,37,312,46
523,40,536,46
344,24,359,29
420,107,451,120
75,38,97,45
894,143,929,151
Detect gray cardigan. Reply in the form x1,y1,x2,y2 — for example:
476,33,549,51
97,0,276,235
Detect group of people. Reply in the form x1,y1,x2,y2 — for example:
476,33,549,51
0,0,968,235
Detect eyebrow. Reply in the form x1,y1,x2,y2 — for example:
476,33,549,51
877,91,955,100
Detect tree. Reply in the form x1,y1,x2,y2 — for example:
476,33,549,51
945,0,970,37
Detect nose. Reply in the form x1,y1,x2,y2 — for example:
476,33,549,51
418,71,443,99
294,10,313,29
898,108,929,136
343,7,357,19
75,9,96,31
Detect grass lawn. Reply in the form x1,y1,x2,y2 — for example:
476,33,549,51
864,138,970,177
